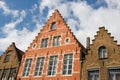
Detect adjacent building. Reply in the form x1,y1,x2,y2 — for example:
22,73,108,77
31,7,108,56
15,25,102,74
17,10,86,80
82,27,120,80
0,42,24,80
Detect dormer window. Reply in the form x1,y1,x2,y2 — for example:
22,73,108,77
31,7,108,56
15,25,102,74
51,22,56,30
98,46,107,59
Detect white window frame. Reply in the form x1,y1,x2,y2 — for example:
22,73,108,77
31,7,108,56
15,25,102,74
62,53,73,75
52,36,61,46
88,69,100,80
34,57,45,77
47,55,58,76
40,38,49,48
22,58,32,77
108,68,120,80
98,46,107,59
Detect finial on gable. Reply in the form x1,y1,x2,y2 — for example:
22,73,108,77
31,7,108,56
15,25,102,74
11,42,15,46
53,9,61,16
99,26,105,30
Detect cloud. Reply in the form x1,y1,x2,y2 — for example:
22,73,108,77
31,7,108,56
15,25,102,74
38,0,120,46
2,10,26,33
30,4,38,13
0,8,27,52
0,1,19,17
1,0,120,54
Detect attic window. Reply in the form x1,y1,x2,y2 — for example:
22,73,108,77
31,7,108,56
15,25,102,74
51,22,56,30
4,54,10,62
98,46,107,59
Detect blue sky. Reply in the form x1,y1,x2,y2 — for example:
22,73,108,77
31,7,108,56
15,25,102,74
0,0,120,55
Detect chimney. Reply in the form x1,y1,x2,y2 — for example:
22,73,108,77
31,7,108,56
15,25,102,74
86,37,90,49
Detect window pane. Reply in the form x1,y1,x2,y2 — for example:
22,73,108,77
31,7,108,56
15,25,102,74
68,65,72,69
68,70,72,74
47,56,58,76
63,70,67,75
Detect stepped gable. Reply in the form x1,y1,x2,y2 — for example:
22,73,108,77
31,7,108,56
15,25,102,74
26,9,85,52
1,42,24,61
91,27,119,46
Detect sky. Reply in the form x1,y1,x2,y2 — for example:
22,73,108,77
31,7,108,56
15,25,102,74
0,0,120,55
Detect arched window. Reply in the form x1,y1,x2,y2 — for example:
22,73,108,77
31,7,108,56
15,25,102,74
51,22,56,30
98,46,107,59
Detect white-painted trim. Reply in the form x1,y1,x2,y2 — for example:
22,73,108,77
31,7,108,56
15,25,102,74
64,37,70,44
21,57,33,78
32,56,46,77
46,55,59,77
28,42,77,51
61,53,74,76
39,37,50,49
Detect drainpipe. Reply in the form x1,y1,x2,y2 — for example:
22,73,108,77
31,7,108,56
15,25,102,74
80,60,83,80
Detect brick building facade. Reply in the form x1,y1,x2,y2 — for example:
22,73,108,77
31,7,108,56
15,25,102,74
82,27,120,80
17,10,85,80
0,42,24,80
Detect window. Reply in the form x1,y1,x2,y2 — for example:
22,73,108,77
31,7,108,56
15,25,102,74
47,56,58,76
1,69,9,80
41,38,48,48
65,38,70,44
53,36,61,46
22,59,32,77
4,55,10,62
32,43,36,49
51,22,56,30
88,70,99,80
98,46,107,59
34,57,45,76
62,54,73,75
8,68,16,80
108,68,120,80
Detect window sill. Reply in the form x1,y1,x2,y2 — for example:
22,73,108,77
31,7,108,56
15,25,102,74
61,74,73,76
99,57,108,60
